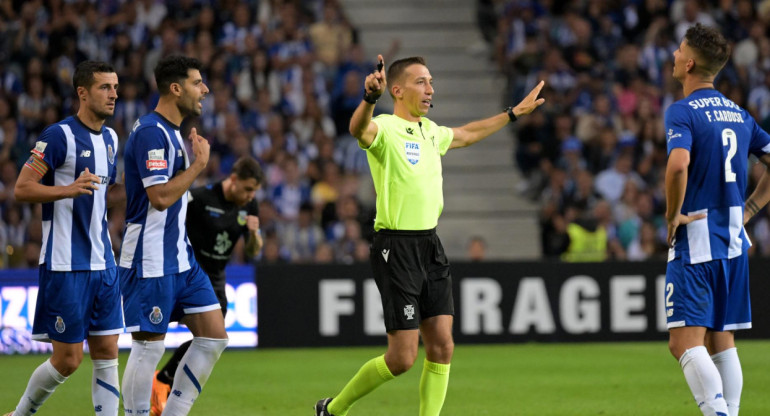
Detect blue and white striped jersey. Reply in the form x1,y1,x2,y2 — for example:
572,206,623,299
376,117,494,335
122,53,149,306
33,116,118,271
666,88,770,264
119,111,196,277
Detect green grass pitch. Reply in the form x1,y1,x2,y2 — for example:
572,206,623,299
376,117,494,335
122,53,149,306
1,340,769,415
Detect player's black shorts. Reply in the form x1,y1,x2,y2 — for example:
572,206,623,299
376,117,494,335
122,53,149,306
370,228,454,332
203,267,228,317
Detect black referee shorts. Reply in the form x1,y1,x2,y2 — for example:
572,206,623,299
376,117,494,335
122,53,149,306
370,228,454,332
203,268,228,317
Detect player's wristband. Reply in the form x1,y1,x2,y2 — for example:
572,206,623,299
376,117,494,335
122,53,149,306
363,91,380,104
504,106,517,122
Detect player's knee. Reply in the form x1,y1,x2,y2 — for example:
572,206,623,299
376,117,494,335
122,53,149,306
385,350,418,375
668,339,684,360
425,339,454,363
52,353,84,376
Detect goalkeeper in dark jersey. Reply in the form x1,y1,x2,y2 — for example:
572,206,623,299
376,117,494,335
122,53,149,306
150,156,264,415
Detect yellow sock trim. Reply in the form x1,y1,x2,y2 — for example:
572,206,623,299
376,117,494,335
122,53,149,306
375,354,395,380
423,359,450,375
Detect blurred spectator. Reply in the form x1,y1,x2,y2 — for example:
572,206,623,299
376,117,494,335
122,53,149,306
467,236,487,262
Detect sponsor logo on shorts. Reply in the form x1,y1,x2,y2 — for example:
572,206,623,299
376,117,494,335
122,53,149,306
381,249,390,262
149,306,163,324
404,305,415,320
55,316,66,333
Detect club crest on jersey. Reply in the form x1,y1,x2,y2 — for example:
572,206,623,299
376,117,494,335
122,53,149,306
32,141,47,158
405,141,420,165
55,316,66,333
107,144,115,164
237,210,247,226
149,306,163,324
146,149,167,171
404,305,415,320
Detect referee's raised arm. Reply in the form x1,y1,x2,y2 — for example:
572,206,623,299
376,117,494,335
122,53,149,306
349,54,386,148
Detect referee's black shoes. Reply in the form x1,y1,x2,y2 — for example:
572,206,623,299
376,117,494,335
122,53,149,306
314,398,334,416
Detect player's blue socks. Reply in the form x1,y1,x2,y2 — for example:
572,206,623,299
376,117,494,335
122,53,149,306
711,348,742,416
122,340,165,416
12,359,67,416
680,346,729,416
163,337,228,416
92,358,120,416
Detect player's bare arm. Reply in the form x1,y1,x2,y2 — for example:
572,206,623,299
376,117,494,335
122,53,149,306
244,215,263,257
107,177,126,209
146,127,210,211
350,54,385,148
15,161,100,203
743,153,770,224
664,148,705,246
449,80,545,149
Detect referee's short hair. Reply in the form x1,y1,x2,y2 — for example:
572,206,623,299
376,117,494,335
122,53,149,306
73,61,116,90
387,56,427,98
232,156,264,185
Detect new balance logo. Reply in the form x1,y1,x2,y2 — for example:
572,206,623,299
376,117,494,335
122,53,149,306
80,150,91,157
173,389,182,397
381,249,389,262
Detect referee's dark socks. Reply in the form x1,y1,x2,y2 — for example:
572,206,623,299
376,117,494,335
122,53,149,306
157,340,193,385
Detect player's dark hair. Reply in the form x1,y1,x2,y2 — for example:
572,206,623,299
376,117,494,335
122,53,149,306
387,56,427,98
684,23,730,77
73,61,116,90
154,55,202,95
232,156,264,185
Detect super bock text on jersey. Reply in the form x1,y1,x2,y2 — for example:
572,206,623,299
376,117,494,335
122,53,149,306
29,116,118,271
665,88,770,264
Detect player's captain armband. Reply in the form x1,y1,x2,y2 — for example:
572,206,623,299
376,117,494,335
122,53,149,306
25,154,49,177
31,141,47,158
146,148,168,171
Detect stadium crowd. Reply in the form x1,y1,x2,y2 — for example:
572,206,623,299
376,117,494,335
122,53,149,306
3,0,770,267
491,0,770,261
0,0,386,268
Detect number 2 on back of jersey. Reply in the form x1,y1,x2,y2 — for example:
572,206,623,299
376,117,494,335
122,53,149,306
722,128,737,183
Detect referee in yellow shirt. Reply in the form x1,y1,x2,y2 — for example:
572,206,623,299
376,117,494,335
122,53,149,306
315,55,545,416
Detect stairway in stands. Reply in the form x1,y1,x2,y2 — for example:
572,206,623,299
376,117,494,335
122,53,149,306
341,0,541,260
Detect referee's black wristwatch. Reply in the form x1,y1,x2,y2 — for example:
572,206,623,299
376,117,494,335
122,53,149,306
504,106,517,122
363,91,380,104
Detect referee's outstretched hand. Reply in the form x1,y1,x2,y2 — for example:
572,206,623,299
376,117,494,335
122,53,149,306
364,54,386,99
513,80,546,116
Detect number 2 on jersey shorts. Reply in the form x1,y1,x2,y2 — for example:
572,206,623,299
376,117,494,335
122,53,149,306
32,266,124,343
120,262,221,333
665,255,751,331
370,229,454,332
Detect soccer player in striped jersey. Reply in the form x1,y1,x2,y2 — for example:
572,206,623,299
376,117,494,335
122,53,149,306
118,55,227,416
665,24,770,416
6,61,124,416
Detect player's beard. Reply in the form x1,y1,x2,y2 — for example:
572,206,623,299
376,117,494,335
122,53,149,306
178,93,202,118
90,102,114,121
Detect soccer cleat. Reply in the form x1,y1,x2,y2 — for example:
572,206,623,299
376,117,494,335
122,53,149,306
314,398,334,416
150,370,171,416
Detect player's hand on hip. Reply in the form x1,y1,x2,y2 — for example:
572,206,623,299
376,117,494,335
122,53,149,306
513,80,546,116
246,215,260,232
68,167,101,197
189,127,210,168
364,54,387,98
666,212,706,247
